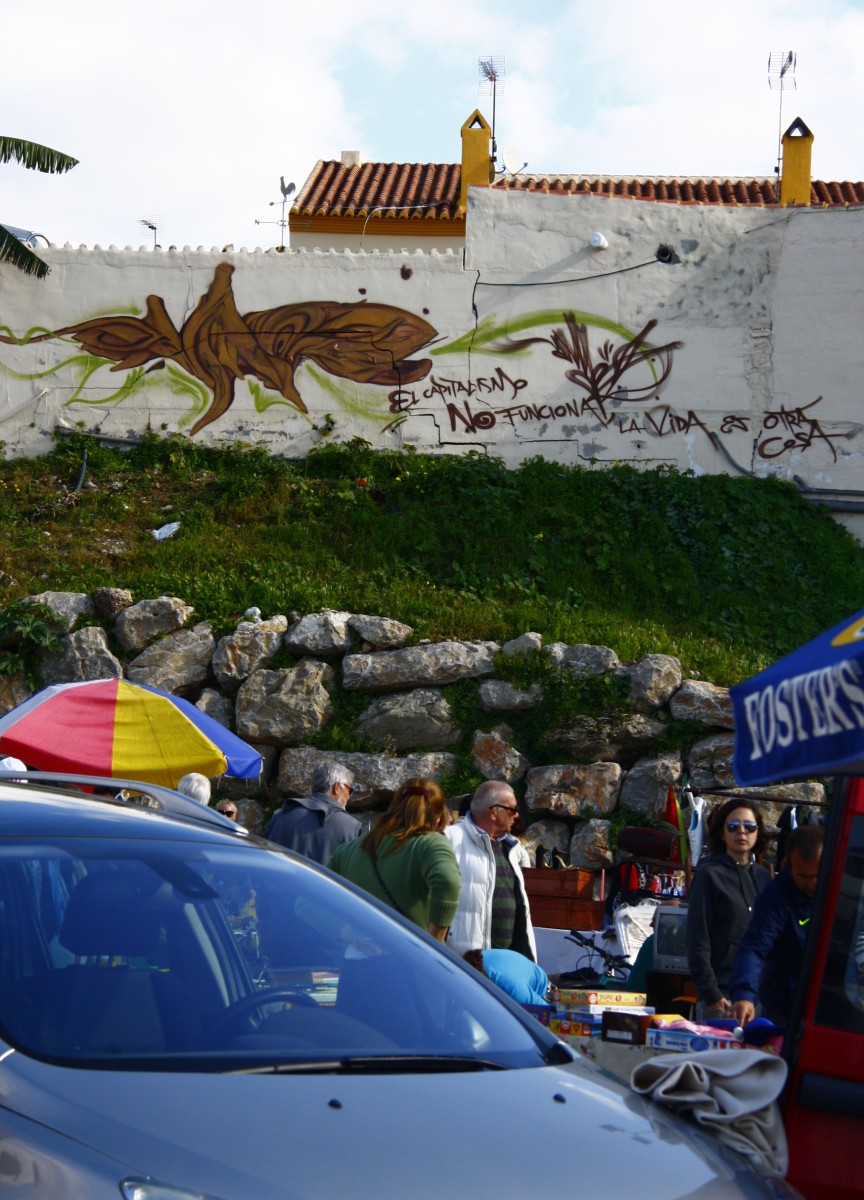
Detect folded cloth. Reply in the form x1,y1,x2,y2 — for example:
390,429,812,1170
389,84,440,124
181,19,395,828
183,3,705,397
630,1049,788,1176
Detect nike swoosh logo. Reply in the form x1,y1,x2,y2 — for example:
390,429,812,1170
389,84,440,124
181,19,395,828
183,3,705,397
798,918,810,926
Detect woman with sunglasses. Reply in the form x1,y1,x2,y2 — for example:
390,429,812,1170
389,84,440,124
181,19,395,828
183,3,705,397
328,778,461,943
685,797,770,1020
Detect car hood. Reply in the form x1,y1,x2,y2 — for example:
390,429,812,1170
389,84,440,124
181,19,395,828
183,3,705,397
1,1049,774,1199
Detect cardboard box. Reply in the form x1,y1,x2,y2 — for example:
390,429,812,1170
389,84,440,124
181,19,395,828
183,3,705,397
602,1010,656,1045
549,1016,601,1037
551,988,647,1007
644,1027,744,1052
568,1003,655,1016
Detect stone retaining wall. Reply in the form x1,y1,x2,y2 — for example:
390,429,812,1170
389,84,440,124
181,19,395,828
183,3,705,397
2,589,824,886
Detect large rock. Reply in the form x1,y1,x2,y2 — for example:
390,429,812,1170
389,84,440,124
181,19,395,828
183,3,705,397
618,752,683,818
347,614,413,650
0,674,32,716
569,818,614,870
40,626,123,684
546,643,620,675
212,615,289,691
24,590,94,631
284,610,353,659
126,622,215,693
547,712,667,764
235,661,334,746
114,596,194,653
501,632,542,657
471,727,530,782
519,817,571,865
195,688,235,728
686,733,736,790
620,654,682,712
342,640,498,692
525,762,622,817
92,587,134,621
478,679,542,713
356,688,461,751
275,746,457,805
670,679,734,729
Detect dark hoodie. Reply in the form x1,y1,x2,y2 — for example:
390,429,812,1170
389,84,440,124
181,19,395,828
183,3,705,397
265,792,360,865
730,865,813,1023
686,851,771,1007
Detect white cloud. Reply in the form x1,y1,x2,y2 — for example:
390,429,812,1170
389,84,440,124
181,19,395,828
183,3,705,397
2,0,862,252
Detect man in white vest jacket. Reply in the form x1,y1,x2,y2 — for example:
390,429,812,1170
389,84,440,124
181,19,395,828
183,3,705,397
445,780,537,961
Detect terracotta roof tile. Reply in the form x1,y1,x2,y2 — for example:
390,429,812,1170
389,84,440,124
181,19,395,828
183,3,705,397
294,160,463,221
492,172,864,207
292,160,864,227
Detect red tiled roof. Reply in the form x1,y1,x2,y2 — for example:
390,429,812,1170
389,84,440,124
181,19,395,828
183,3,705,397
292,160,463,221
291,160,864,229
492,173,864,206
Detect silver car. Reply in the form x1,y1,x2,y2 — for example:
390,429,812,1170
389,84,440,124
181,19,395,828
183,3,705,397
0,774,799,1199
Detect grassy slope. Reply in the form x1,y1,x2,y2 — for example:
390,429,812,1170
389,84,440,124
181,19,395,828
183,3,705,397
1,433,863,688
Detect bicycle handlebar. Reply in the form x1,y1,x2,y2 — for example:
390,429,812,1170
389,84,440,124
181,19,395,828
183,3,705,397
565,928,631,971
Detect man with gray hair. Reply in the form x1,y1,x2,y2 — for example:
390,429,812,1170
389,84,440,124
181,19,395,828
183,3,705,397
265,761,360,865
445,780,536,961
176,772,211,805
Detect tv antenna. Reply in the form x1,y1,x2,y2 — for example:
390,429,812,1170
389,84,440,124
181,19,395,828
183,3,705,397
478,56,504,166
255,176,295,251
138,215,162,249
767,51,797,178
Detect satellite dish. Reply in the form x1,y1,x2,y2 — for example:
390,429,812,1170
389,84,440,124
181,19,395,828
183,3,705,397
501,146,528,176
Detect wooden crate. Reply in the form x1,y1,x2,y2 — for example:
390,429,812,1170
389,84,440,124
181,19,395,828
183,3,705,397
522,868,604,930
522,867,595,898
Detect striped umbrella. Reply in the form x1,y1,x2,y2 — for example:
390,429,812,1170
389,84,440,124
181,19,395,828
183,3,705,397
0,677,261,788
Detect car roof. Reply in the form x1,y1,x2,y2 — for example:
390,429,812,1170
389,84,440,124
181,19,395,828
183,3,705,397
0,773,248,843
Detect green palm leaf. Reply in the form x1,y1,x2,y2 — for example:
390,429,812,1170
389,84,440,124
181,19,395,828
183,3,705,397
0,137,78,173
0,225,48,278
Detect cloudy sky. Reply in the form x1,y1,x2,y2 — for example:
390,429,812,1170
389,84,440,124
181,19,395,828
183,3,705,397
4,0,862,252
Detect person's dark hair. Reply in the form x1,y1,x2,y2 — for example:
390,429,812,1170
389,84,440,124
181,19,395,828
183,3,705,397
706,797,766,856
463,949,486,975
786,824,825,862
362,777,450,860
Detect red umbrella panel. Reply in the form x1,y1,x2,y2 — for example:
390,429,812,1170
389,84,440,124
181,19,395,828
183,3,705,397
0,678,262,788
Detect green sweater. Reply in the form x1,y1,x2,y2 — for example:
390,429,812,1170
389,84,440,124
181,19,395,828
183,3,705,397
328,832,461,931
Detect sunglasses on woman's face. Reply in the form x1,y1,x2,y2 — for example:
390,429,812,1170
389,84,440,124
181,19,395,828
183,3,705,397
726,819,758,833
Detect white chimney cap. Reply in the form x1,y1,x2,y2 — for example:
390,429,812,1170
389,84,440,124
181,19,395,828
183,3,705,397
341,151,361,167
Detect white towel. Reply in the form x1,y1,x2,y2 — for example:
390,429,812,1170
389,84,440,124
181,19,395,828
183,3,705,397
630,1049,789,1175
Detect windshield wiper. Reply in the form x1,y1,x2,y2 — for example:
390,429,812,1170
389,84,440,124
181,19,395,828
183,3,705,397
228,1054,509,1075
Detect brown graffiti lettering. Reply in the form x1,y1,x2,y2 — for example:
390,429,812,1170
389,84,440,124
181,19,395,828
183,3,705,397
637,405,712,439
721,414,750,434
388,367,527,412
757,398,845,461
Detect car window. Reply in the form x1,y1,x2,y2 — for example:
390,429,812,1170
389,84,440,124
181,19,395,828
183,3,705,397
814,815,864,1032
0,839,554,1071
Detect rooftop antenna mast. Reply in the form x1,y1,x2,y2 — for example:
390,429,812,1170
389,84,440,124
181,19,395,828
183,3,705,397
478,56,504,168
138,216,162,250
767,51,797,178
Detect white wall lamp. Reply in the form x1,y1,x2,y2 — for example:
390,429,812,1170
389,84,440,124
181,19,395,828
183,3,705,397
589,232,609,250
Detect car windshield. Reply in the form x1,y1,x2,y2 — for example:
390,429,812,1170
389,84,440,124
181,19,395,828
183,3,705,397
0,838,556,1072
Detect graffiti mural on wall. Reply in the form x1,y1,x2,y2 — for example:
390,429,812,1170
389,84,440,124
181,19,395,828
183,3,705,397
390,313,682,435
0,269,852,464
0,264,437,435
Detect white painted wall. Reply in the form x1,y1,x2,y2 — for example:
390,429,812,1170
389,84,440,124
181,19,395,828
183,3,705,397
1,189,862,534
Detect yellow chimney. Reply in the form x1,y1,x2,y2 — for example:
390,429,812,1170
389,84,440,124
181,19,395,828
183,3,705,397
780,117,814,206
460,109,493,211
